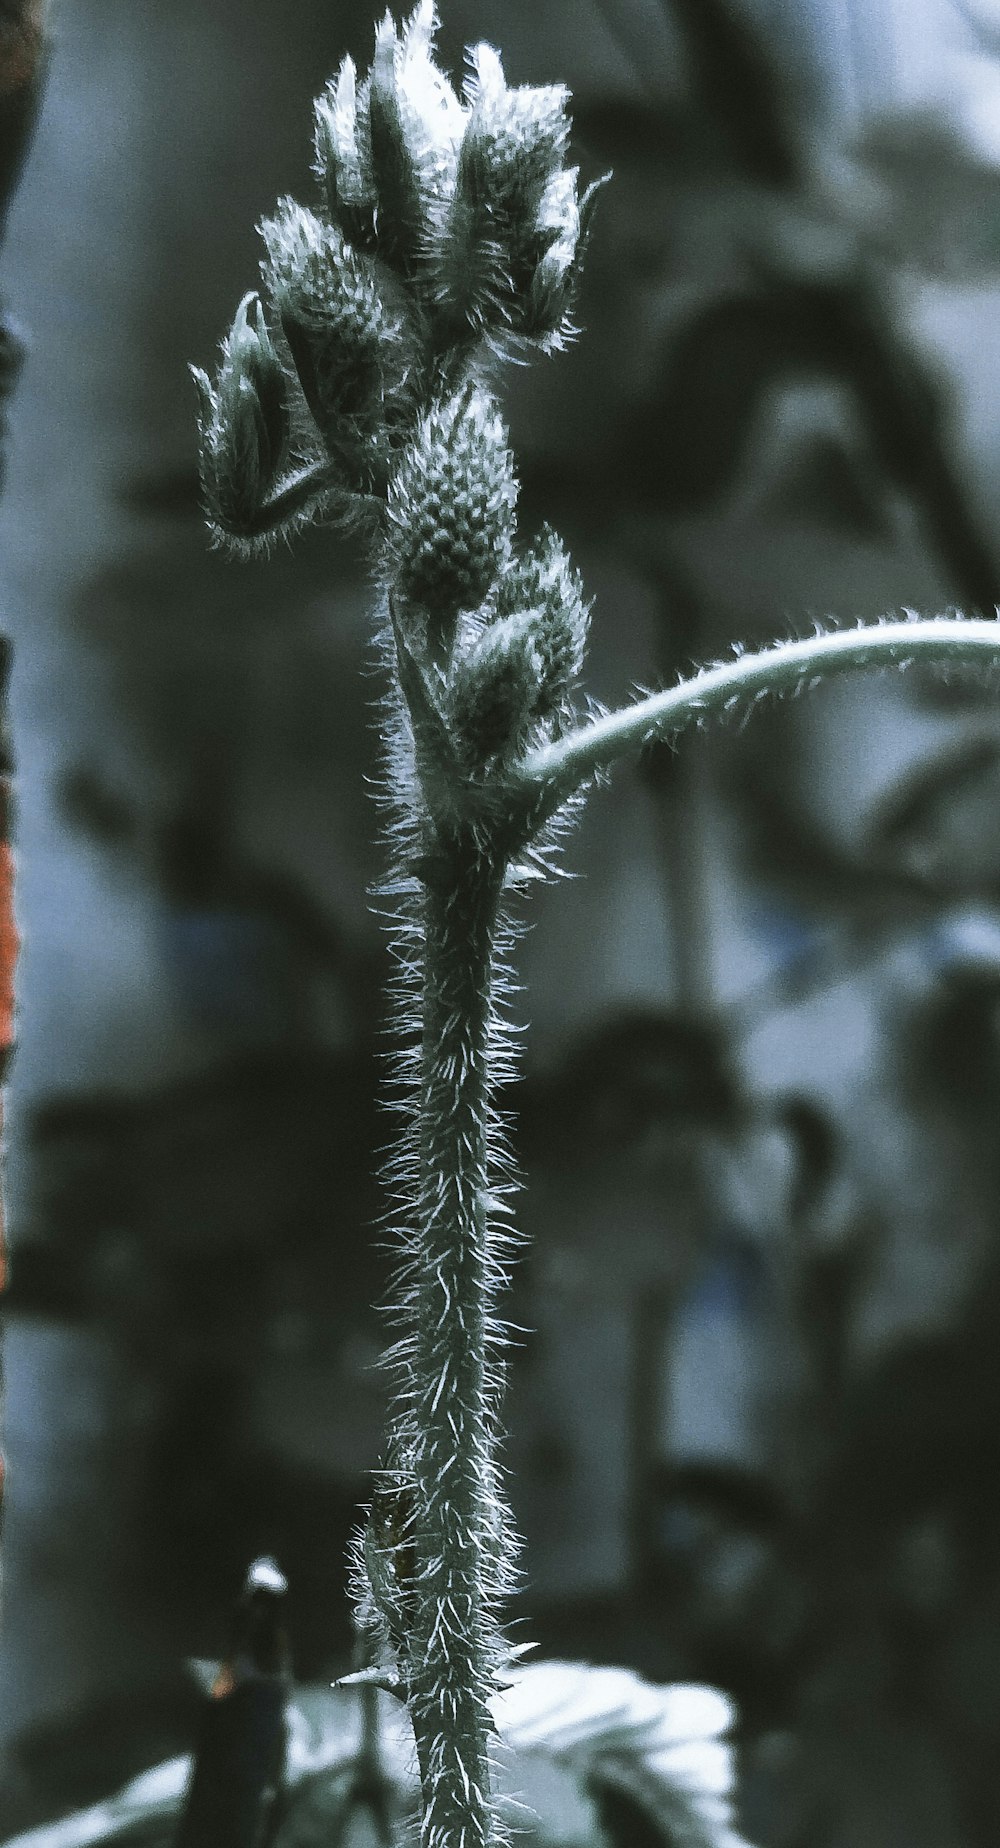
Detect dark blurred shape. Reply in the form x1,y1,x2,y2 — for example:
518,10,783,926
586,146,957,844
14,1045,383,1674
949,0,1000,59
521,1010,739,1166
21,1045,379,1303
55,743,379,1045
757,429,890,540
9,1676,201,1824
574,4,1000,626
617,274,999,612
904,926,1000,1106
642,1459,788,1698
588,1774,668,1848
119,468,204,522
0,0,47,240
174,1558,290,1848
311,1651,395,1848
57,764,136,847
663,0,799,185
874,744,1000,895
857,112,1000,278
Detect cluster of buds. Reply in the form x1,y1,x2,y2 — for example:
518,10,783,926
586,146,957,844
446,532,591,772
387,382,590,778
192,0,601,552
312,4,597,344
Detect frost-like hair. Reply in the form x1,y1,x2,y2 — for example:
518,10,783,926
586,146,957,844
191,9,1000,1846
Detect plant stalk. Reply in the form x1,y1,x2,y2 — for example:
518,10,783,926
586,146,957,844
406,841,508,1848
523,616,1000,813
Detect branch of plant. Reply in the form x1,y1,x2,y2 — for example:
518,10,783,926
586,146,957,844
520,616,1000,819
189,7,1000,1845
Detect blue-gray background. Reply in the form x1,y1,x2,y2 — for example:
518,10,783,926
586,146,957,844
7,2,1000,1841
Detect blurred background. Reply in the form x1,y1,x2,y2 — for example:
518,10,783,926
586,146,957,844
6,0,1000,1841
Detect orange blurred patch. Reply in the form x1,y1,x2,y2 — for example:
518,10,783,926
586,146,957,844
0,838,17,1056
0,779,14,1304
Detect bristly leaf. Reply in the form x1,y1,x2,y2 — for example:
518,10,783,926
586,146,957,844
389,594,463,823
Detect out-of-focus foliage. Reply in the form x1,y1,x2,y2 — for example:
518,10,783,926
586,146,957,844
1,1662,751,1848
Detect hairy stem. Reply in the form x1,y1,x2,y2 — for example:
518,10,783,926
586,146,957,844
407,844,507,1848
522,615,1000,814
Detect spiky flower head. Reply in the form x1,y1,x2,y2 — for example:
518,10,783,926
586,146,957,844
387,386,517,657
260,201,412,476
496,525,590,718
191,290,289,539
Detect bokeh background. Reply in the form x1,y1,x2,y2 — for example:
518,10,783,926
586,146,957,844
8,0,1000,1841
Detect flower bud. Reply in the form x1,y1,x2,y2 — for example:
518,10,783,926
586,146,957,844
387,388,517,657
460,45,570,225
313,55,376,244
192,291,290,537
322,5,463,280
366,5,463,271
496,526,590,716
261,202,404,452
365,12,427,273
363,1475,418,1661
448,614,542,766
434,44,578,337
520,168,581,343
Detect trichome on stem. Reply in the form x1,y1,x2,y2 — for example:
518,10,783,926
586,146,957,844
192,8,1000,1844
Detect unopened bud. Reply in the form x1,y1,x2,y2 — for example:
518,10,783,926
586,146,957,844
449,614,542,766
459,46,570,223
387,388,517,656
192,291,289,538
496,525,589,716
324,5,463,279
262,202,404,452
365,13,427,273
520,168,580,342
434,44,578,339
314,55,376,243
363,1475,418,1661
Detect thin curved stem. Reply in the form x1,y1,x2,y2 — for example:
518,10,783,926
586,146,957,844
522,616,1000,816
